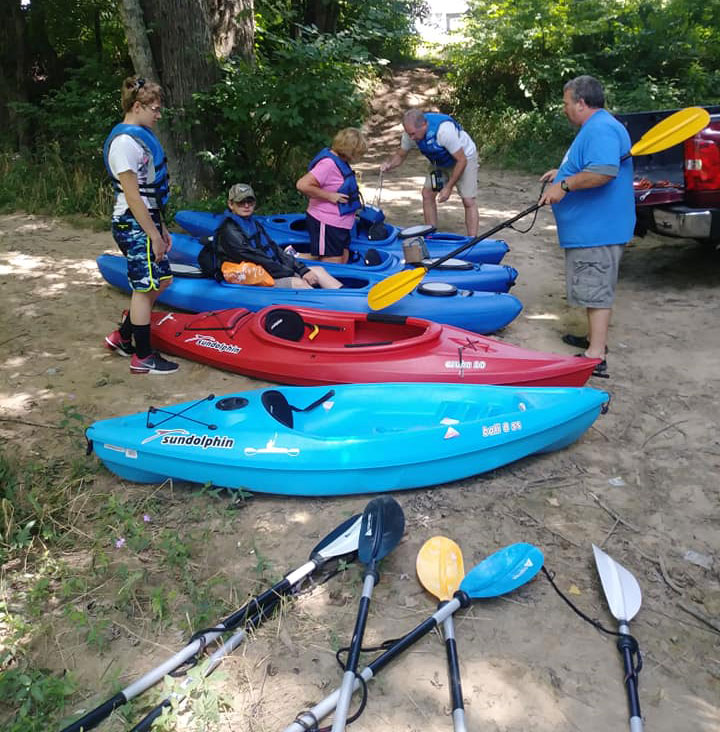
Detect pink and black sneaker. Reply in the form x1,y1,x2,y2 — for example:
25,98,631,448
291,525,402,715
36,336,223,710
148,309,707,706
105,330,134,357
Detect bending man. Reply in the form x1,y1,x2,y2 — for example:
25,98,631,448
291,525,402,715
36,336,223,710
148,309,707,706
381,109,479,236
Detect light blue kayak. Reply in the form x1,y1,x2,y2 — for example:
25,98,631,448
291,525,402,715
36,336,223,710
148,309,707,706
97,254,523,335
169,232,518,293
173,210,510,265
86,383,609,496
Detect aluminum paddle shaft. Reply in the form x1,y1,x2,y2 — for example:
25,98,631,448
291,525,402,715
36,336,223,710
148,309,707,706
332,573,378,731
60,513,362,732
442,610,467,732
617,621,643,732
331,496,405,732
286,596,465,732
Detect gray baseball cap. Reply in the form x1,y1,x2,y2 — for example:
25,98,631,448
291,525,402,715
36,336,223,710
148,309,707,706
228,183,255,201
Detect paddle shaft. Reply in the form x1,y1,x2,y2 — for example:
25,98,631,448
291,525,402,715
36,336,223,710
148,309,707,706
441,610,467,732
286,596,464,732
331,571,378,732
60,563,312,732
402,124,684,284
422,203,540,273
617,622,643,731
129,596,282,732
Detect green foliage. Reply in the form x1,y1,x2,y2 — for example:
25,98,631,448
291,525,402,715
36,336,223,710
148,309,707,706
196,32,370,203
0,451,92,564
0,147,112,218
255,0,426,62
0,667,76,732
447,0,720,170
0,57,120,216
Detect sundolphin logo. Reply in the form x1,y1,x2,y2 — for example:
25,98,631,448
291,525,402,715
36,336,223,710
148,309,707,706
511,557,535,580
142,429,235,449
184,333,242,355
364,514,374,537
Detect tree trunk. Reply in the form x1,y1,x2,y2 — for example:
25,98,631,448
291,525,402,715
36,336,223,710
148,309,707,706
0,1,28,149
119,0,220,198
118,0,158,80
303,0,339,34
208,0,255,62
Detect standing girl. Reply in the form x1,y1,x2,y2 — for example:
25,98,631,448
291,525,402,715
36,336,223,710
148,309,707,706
102,75,178,374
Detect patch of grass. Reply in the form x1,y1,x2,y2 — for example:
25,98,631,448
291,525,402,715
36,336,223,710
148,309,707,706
0,440,248,729
0,148,112,219
0,666,76,732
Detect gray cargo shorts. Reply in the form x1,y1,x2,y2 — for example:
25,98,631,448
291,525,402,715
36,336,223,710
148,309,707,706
565,244,625,308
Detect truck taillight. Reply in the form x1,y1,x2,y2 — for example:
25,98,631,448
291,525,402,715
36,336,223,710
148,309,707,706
684,128,720,191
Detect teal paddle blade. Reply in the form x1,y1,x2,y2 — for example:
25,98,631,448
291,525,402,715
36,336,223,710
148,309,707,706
460,542,543,598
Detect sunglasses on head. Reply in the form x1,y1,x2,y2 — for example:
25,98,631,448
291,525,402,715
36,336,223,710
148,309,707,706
234,197,256,205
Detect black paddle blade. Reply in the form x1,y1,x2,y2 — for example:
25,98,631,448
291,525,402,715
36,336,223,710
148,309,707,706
358,496,405,565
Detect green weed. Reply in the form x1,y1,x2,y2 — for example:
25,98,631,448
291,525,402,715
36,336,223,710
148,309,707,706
0,666,76,732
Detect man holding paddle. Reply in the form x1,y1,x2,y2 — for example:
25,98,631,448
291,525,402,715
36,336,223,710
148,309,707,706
381,109,480,237
539,75,635,378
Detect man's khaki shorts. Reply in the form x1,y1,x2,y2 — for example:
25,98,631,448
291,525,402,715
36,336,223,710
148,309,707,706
423,154,478,199
565,244,625,308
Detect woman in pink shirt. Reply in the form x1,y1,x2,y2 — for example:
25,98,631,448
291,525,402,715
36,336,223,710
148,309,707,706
296,128,368,263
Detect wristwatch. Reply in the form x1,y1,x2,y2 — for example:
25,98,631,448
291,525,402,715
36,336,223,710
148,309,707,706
560,179,570,192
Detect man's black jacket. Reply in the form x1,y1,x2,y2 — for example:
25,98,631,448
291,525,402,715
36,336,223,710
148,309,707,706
198,215,310,281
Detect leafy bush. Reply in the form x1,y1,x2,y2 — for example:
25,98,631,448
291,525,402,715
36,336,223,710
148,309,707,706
1,58,123,216
447,0,720,170
0,667,76,732
196,32,371,206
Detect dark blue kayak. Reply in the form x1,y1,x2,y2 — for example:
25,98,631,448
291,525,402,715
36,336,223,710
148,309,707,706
173,210,510,265
97,254,523,334
169,232,518,293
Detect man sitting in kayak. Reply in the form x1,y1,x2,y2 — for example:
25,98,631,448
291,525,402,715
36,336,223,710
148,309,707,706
199,183,342,288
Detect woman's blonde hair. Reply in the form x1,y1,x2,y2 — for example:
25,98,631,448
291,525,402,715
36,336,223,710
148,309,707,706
331,128,368,162
121,75,164,113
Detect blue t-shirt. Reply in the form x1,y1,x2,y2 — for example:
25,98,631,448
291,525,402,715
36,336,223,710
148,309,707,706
552,109,635,248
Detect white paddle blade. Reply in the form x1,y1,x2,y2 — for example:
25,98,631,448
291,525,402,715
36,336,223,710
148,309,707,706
592,544,642,622
314,514,363,563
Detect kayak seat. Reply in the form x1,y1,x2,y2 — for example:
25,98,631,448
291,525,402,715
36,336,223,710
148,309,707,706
264,308,305,341
363,248,383,266
262,390,295,428
262,388,336,429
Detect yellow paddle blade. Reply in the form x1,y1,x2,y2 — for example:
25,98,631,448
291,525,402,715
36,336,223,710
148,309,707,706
367,267,427,310
416,536,465,602
630,106,710,156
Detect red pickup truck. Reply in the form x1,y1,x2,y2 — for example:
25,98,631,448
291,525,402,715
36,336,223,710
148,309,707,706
617,106,720,245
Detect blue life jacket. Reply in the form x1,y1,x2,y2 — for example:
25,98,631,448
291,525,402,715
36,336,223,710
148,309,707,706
415,113,463,168
307,148,362,216
222,212,275,257
103,123,170,209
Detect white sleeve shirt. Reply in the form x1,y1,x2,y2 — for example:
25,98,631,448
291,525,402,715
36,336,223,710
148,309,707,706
107,134,156,216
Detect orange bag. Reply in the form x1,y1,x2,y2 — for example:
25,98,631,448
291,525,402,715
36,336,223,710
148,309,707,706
221,261,275,286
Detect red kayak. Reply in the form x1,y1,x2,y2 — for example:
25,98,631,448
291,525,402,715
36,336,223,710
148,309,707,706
148,306,600,387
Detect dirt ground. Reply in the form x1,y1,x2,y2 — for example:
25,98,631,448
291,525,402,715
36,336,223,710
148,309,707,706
1,69,720,730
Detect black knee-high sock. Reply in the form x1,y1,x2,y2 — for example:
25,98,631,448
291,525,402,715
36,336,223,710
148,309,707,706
133,323,152,359
119,313,133,342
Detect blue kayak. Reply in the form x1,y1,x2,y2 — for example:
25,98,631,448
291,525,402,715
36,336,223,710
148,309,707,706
86,383,609,496
97,254,523,334
173,210,510,265
169,232,518,293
